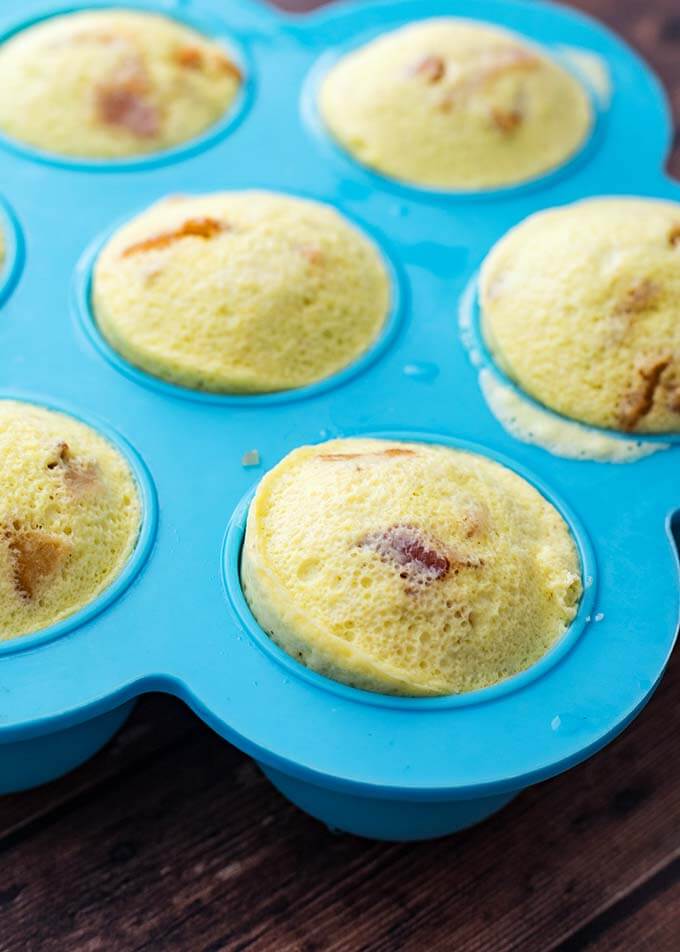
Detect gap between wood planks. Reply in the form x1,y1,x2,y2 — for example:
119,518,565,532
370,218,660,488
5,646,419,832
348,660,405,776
550,852,680,951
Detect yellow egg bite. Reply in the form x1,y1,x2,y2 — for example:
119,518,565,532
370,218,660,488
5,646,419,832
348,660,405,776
241,438,581,696
93,191,391,393
0,9,241,158
318,18,591,190
0,401,141,642
480,198,680,433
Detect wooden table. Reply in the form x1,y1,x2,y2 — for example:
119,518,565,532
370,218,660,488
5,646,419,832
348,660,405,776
2,3,679,950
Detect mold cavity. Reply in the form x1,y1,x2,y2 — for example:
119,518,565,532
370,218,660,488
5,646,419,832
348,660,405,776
75,204,403,408
0,8,251,172
224,432,596,713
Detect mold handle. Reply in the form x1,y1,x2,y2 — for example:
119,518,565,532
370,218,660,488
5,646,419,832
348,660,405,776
258,763,521,841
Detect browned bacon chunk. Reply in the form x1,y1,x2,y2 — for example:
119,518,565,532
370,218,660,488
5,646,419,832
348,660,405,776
121,218,225,257
96,80,159,138
5,527,70,600
617,355,672,430
359,524,451,585
412,55,446,83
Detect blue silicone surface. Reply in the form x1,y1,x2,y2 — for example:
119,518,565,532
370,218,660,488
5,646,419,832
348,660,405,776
0,0,678,826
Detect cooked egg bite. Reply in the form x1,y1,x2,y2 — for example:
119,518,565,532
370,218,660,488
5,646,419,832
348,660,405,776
0,9,241,158
93,191,391,393
242,437,581,696
318,18,591,189
0,401,141,641
480,198,680,433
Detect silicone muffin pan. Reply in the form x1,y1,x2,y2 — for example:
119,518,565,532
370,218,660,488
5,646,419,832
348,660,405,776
0,0,678,841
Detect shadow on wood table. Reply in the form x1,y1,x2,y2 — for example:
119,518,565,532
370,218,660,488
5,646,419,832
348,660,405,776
1,2,679,950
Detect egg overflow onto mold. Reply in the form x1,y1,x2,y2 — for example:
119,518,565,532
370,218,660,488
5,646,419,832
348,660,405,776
479,369,669,463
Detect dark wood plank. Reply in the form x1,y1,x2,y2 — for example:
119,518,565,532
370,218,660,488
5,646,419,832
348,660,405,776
554,856,680,951
0,3,679,952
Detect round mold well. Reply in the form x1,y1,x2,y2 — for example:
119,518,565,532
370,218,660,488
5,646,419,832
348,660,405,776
0,0,254,172
300,22,605,202
222,429,597,712
0,391,158,658
72,193,407,406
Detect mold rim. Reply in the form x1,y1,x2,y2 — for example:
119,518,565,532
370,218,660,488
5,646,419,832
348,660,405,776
0,193,24,307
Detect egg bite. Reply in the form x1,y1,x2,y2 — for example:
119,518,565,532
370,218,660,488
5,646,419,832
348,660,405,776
93,191,391,393
241,437,581,696
480,197,680,433
0,401,141,641
0,9,242,158
318,18,591,190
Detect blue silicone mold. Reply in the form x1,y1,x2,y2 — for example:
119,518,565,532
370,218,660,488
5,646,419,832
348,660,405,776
0,0,678,841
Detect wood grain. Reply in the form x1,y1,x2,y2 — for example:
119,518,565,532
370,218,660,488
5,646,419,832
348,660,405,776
1,3,679,951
